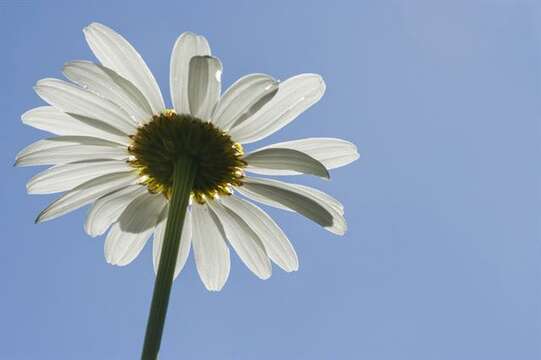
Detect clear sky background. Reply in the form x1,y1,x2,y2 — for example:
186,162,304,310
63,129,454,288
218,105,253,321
1,0,540,359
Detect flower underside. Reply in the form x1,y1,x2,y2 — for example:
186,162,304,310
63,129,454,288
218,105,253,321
128,111,246,203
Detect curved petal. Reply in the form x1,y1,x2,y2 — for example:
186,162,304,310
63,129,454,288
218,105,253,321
36,171,139,223
220,195,298,272
170,32,211,114
16,145,128,167
191,203,230,291
85,185,147,237
292,183,344,215
117,191,166,233
17,136,121,158
22,106,130,145
63,61,153,123
27,160,132,194
104,223,153,266
188,56,222,120
246,137,359,175
83,22,165,113
212,74,278,130
153,205,192,279
244,148,330,179
237,177,346,235
208,200,271,279
229,74,326,144
240,181,344,216
15,136,129,167
34,78,136,134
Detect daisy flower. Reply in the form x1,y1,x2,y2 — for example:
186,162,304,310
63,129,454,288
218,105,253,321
17,23,358,289
17,22,359,288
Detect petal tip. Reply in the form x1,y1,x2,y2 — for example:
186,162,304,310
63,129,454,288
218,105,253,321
321,169,331,180
282,261,299,272
83,224,100,238
206,285,223,292
257,270,272,280
330,227,346,236
178,31,197,39
20,108,33,124
85,22,105,31
34,213,44,224
62,61,74,71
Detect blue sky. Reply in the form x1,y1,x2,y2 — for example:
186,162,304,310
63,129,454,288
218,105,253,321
2,0,541,359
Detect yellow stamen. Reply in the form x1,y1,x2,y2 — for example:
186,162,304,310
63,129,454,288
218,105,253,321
128,110,246,203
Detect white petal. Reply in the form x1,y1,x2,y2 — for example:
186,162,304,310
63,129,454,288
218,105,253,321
63,61,153,123
236,185,289,211
292,183,344,215
229,74,326,144
238,179,332,230
83,23,165,113
153,205,192,279
104,223,153,266
188,56,222,120
238,177,346,235
220,195,298,272
17,146,128,167
22,106,130,145
34,78,136,134
36,171,139,223
244,148,329,179
191,203,230,291
170,32,211,114
208,200,271,279
117,191,166,233
16,137,129,167
237,181,344,216
27,160,132,194
212,74,278,130
286,182,347,235
17,136,119,158
246,137,359,175
85,185,147,237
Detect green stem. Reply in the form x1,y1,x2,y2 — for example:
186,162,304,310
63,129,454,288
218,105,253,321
142,156,196,360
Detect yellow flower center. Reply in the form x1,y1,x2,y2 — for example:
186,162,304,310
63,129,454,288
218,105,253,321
128,110,246,203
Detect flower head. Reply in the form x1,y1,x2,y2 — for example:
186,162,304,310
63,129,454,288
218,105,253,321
17,23,359,291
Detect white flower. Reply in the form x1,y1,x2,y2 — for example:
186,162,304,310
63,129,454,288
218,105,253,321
16,23,359,291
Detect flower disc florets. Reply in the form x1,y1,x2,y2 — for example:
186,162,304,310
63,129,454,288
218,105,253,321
128,111,246,203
